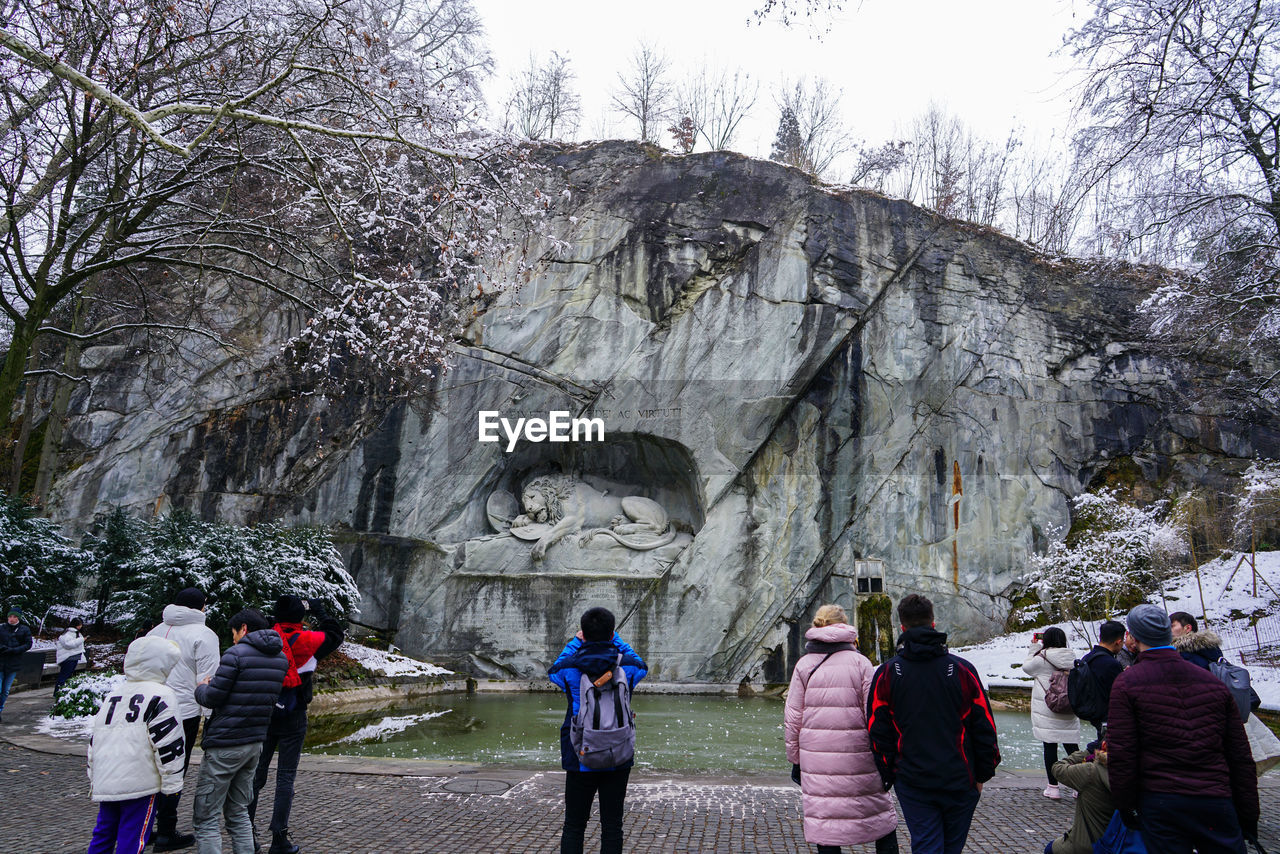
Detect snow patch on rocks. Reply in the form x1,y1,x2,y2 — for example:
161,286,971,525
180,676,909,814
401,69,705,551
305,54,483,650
327,710,451,745
340,642,452,678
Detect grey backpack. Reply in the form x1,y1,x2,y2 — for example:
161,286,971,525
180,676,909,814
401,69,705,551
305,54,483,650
1209,659,1253,722
570,654,635,770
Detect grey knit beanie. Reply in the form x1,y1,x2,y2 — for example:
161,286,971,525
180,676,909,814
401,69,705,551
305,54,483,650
1127,604,1172,647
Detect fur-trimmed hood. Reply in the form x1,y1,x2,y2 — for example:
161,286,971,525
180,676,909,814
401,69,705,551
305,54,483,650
1174,630,1223,654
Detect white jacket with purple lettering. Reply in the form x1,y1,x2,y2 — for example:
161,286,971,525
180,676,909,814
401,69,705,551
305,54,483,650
87,636,187,802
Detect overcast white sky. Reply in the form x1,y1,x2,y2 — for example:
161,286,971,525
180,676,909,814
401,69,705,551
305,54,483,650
474,0,1087,178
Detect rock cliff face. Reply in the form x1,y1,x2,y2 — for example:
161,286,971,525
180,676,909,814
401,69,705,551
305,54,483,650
47,142,1280,683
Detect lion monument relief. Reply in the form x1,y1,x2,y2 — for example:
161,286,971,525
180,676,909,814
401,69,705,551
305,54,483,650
486,474,679,561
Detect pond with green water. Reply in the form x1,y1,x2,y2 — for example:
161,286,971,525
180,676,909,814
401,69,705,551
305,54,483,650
305,693,1049,773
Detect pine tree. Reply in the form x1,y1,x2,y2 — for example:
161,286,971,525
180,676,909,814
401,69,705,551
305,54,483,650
0,492,92,621
82,507,145,629
770,108,806,169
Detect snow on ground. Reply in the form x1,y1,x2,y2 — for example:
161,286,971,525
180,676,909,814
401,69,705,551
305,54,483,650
35,714,92,740
326,710,451,745
339,642,453,678
956,551,1280,711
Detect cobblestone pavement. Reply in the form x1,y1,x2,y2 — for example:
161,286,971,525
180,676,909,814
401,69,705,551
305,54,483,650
3,688,1278,854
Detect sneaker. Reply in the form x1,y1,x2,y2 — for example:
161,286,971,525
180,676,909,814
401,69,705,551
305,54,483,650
152,832,196,851
1042,784,1062,800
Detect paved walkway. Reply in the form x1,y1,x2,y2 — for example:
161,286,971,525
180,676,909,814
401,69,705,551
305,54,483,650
3,688,1278,854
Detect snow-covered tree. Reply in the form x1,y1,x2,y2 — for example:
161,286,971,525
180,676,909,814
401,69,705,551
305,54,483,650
753,0,844,28
0,492,92,621
1234,458,1280,548
106,511,360,637
81,507,147,628
770,108,805,169
0,0,544,486
1067,0,1280,405
1029,489,1187,633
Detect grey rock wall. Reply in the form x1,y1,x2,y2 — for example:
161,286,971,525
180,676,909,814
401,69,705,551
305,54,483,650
46,142,1280,683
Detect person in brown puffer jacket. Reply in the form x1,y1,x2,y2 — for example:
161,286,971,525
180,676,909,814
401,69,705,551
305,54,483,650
1108,604,1258,853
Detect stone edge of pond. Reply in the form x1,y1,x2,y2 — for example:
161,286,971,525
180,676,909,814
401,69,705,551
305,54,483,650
308,679,790,717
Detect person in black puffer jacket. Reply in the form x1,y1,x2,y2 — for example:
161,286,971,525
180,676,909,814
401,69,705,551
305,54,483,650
192,608,287,854
249,595,345,854
0,606,34,723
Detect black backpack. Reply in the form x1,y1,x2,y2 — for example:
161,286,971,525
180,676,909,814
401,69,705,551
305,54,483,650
1208,659,1253,722
1068,657,1108,722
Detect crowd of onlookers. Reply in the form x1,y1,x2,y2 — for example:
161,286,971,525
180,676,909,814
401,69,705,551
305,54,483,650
779,596,1272,854
544,596,1273,854
5,592,1279,853
4,590,343,854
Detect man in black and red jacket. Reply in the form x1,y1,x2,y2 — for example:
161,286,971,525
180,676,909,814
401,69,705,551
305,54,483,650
248,595,344,854
867,594,1000,854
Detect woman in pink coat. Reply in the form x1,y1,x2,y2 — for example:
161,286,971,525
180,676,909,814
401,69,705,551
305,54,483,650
785,604,899,854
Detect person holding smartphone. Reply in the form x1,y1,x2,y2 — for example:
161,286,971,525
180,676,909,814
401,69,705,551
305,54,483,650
1023,626,1081,799
248,595,345,854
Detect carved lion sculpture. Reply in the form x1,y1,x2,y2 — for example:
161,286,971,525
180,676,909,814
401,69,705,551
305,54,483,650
509,475,676,561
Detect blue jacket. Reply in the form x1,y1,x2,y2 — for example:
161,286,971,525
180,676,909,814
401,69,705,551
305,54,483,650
548,633,647,772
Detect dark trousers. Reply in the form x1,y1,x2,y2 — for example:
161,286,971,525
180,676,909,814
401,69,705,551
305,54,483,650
816,831,899,854
87,793,156,854
1139,791,1246,854
155,716,201,836
561,767,630,854
894,782,981,854
250,709,308,835
1043,742,1079,785
54,655,80,692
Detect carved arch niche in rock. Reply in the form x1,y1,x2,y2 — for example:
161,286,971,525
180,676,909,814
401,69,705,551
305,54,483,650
469,433,702,576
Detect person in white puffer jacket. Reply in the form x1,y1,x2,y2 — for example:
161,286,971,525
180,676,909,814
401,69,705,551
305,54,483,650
87,635,186,854
54,617,86,693
146,587,221,852
1023,626,1082,800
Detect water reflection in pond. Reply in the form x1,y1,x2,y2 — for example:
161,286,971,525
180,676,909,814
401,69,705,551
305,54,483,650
306,693,1044,773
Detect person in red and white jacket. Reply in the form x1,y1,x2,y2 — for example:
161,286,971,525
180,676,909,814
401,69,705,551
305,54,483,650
866,594,1000,854
248,595,344,854
87,636,186,854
